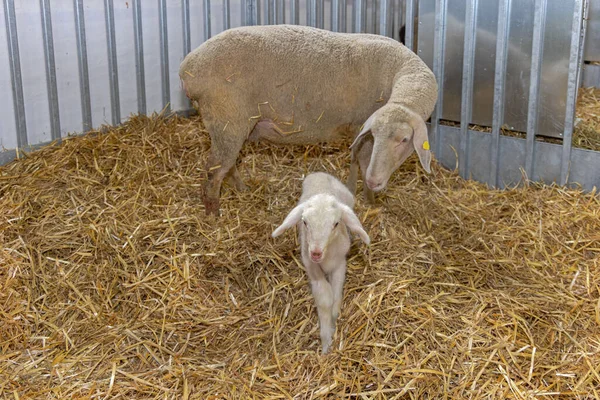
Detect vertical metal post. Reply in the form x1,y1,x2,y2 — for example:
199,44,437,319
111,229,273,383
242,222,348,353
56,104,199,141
341,0,347,32
291,0,299,25
432,0,447,156
309,0,317,27
561,0,587,186
40,0,61,141
133,0,147,115
372,0,377,35
246,0,258,25
318,0,324,28
223,0,231,29
4,0,27,147
159,0,170,111
525,0,546,180
458,0,478,179
73,0,92,131
405,0,414,51
332,0,340,32
354,0,364,32
379,0,388,37
266,0,274,24
104,0,121,125
278,0,285,24
490,0,511,188
203,0,211,39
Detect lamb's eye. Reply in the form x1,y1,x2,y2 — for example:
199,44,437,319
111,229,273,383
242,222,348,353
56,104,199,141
401,137,409,143
303,220,307,226
334,222,339,228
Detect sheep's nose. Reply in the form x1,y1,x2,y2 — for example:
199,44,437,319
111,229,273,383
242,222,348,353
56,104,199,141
366,179,382,190
310,250,323,262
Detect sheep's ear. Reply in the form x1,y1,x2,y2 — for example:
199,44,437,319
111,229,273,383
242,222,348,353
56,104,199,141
410,115,432,173
349,113,377,150
339,204,370,245
272,204,305,238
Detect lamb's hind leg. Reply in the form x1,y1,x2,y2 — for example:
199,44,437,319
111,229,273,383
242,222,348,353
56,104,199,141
203,122,247,216
225,165,248,191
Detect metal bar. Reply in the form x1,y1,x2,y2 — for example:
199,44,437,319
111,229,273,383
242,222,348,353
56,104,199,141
266,0,274,24
524,0,546,180
203,0,211,39
317,0,324,28
432,0,447,156
362,0,367,32
309,0,317,27
341,0,347,32
561,0,586,186
458,0,478,179
354,0,364,32
405,0,414,51
104,0,121,125
279,0,285,24
246,0,258,25
133,0,147,115
490,0,511,188
223,0,230,29
3,0,27,147
73,0,92,131
332,0,340,32
372,0,377,34
40,0,61,141
379,0,388,37
159,0,170,111
291,0,299,25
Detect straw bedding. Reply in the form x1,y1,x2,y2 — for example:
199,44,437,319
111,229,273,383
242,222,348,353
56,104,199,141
1,114,599,399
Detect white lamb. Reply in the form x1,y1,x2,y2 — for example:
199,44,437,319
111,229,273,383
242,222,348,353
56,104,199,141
272,172,370,354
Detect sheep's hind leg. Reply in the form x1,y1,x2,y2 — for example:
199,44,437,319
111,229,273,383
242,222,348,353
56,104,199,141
329,262,347,323
203,122,246,216
225,165,248,192
310,278,335,354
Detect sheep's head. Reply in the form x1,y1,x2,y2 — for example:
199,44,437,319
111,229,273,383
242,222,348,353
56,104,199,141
350,104,432,192
272,194,370,263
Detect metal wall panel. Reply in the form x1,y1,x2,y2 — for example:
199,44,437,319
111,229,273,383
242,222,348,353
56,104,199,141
418,0,575,139
584,0,600,61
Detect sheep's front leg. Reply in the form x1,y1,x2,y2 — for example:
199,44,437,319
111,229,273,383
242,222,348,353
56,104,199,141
329,262,347,323
305,261,335,354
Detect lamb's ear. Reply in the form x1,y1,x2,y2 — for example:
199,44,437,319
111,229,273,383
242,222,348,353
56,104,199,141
410,115,432,173
350,113,377,150
272,204,305,238
339,204,370,245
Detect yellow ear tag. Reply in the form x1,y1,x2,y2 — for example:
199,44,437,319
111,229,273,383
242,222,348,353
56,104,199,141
422,141,430,150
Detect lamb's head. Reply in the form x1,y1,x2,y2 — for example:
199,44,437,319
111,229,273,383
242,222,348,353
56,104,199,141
272,194,370,263
350,104,432,192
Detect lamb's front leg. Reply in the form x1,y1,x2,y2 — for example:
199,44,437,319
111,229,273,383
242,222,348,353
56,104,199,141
329,261,347,323
305,262,335,354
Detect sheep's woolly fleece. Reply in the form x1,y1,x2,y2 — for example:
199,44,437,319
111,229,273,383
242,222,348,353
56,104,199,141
1,114,599,399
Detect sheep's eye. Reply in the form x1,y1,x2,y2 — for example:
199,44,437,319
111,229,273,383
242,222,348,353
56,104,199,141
303,220,307,226
334,222,339,228
401,137,409,143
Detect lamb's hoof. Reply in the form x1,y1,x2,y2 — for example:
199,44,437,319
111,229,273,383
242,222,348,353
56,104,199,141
204,198,220,216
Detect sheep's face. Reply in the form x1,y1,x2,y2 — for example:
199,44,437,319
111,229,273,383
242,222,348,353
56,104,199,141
350,105,432,192
365,121,415,192
302,195,343,263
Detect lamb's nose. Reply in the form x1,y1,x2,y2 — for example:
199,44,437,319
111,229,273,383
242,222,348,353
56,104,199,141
310,250,323,261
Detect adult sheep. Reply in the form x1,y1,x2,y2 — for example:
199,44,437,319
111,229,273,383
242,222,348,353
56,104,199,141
179,24,438,216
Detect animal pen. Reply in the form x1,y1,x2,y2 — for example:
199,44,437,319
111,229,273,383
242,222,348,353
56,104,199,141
1,0,600,398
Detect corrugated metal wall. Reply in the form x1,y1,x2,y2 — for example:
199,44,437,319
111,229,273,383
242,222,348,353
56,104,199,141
1,0,599,190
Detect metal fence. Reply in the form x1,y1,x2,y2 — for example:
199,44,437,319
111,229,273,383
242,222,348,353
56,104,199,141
1,0,599,191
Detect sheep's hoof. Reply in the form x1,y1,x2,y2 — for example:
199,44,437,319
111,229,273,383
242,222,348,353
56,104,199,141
204,198,220,216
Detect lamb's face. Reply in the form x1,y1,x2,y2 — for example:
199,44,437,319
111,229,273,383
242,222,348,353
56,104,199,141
366,121,415,192
302,195,343,263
